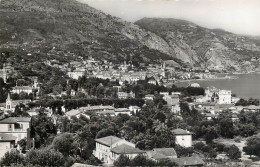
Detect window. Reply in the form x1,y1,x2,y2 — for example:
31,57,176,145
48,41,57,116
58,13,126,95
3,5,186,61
8,124,12,131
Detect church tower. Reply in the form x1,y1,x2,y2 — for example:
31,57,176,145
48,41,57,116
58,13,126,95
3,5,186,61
5,93,12,110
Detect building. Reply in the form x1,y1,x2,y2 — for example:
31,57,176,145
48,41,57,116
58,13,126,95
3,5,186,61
170,156,205,167
218,90,232,104
172,104,181,115
65,109,90,119
67,70,85,80
93,136,144,165
0,117,31,142
117,91,135,99
189,83,200,88
145,94,155,101
129,106,141,114
0,68,7,83
146,148,177,162
172,129,193,148
11,86,33,94
115,108,131,116
0,134,16,158
5,93,31,112
163,94,179,106
147,78,157,85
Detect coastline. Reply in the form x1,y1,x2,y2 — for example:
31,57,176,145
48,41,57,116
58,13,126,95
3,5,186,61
176,76,238,83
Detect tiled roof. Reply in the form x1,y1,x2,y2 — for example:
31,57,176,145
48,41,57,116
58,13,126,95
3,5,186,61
0,117,31,124
170,156,204,166
80,105,114,111
95,136,122,147
115,108,130,112
71,163,99,167
111,144,144,154
153,148,177,157
150,152,168,160
0,134,17,141
66,109,81,116
96,110,115,115
172,128,193,135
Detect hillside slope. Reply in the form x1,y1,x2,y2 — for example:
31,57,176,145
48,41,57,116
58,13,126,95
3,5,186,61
0,0,183,66
135,18,260,71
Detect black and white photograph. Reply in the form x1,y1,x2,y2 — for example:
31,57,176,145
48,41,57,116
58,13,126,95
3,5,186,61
0,0,260,166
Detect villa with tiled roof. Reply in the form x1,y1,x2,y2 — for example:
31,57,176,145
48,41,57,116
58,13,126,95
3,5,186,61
93,136,144,165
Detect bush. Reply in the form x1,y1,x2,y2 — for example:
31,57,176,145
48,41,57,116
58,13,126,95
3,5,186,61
26,148,64,166
226,145,241,160
114,155,131,167
0,150,25,166
234,136,241,143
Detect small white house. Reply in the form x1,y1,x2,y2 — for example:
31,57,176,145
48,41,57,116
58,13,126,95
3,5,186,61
172,128,193,148
0,134,16,159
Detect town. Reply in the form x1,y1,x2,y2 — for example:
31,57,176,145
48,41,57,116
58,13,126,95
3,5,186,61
0,55,260,167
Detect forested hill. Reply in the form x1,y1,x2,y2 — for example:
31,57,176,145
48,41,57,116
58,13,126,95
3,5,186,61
0,0,183,66
135,18,260,72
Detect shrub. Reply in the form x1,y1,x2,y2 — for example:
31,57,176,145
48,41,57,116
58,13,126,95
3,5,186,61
234,136,241,143
26,148,64,167
0,150,25,166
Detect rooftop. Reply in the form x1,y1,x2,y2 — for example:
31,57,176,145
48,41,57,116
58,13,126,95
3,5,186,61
111,144,144,154
0,134,17,141
0,117,31,124
66,109,81,117
95,136,122,147
170,156,204,166
153,148,177,157
172,128,193,135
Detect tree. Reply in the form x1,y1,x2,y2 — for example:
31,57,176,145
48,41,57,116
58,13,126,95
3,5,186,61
226,145,241,160
218,117,234,138
243,135,260,157
26,148,64,167
0,150,24,166
30,108,57,148
175,145,194,157
52,133,76,157
18,138,27,153
114,154,131,167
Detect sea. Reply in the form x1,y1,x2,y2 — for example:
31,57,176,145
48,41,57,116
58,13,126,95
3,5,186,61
175,73,260,99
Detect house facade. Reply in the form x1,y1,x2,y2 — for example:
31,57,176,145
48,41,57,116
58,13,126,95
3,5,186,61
218,90,232,104
172,129,193,148
0,117,31,142
93,136,144,165
0,134,16,158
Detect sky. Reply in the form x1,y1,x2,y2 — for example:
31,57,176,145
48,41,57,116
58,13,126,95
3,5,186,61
77,0,260,36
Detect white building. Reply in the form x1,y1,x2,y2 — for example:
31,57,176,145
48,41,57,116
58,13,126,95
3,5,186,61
218,90,232,104
172,128,193,148
145,94,155,101
0,117,31,142
0,134,16,158
93,136,144,165
67,70,85,80
11,86,33,94
129,106,141,114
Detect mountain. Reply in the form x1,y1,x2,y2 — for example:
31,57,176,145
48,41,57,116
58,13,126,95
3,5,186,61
135,18,260,71
1,0,260,72
0,0,183,67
